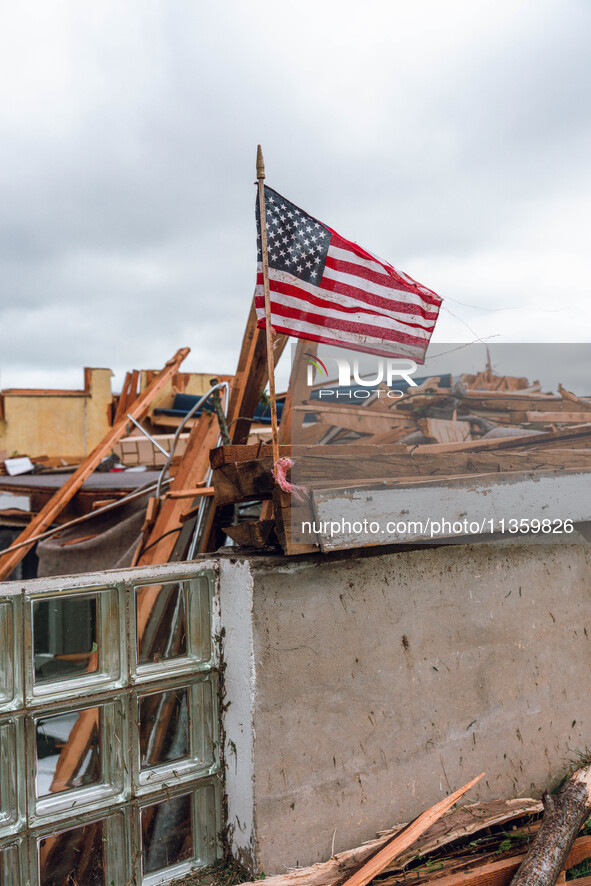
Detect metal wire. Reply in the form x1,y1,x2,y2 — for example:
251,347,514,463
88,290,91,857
125,414,170,457
155,381,229,499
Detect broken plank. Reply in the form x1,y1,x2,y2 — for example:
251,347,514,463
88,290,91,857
211,445,591,499
289,339,317,440
232,798,543,886
136,410,220,566
210,442,290,469
410,423,591,454
296,423,336,445
362,426,422,445
523,412,591,424
293,446,591,485
294,402,416,435
378,799,543,874
167,487,214,498
558,384,591,408
113,371,133,424
335,773,484,886
226,296,288,445
418,418,471,444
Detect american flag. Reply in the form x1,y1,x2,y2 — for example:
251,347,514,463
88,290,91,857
255,185,442,363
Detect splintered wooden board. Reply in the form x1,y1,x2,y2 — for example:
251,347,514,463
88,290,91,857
378,835,591,886
311,469,591,550
418,418,471,444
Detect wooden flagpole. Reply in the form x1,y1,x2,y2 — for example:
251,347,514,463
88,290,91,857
256,144,280,465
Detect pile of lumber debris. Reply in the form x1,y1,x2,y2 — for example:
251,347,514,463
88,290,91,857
236,766,591,886
210,346,591,554
2,297,591,572
0,298,285,578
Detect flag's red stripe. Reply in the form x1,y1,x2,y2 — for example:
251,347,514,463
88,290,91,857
328,231,441,304
324,254,442,310
255,317,427,363
318,274,440,323
254,295,429,348
327,229,389,268
256,269,440,323
256,274,437,332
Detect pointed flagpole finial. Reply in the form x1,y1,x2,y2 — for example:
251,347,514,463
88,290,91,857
256,144,265,180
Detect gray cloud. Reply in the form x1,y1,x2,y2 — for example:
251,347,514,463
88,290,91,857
0,0,589,392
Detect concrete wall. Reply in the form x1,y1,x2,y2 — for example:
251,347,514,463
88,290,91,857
0,368,112,458
219,543,591,876
3,543,589,876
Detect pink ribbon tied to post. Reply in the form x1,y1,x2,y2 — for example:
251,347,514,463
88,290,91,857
273,457,308,502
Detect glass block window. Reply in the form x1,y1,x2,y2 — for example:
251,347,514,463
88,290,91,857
0,566,219,885
35,811,131,886
131,575,214,681
134,675,217,792
25,585,125,704
139,780,219,884
28,696,129,825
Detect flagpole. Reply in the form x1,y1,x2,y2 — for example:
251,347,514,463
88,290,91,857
256,144,280,466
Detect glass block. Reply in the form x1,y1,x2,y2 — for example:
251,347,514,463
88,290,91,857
0,598,22,713
142,792,192,874
26,586,125,703
0,719,25,838
35,810,130,886
140,686,190,767
27,697,129,824
0,840,22,886
33,595,98,683
139,780,219,883
132,574,213,681
134,676,217,792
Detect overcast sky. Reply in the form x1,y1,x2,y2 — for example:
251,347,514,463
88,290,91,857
0,0,590,393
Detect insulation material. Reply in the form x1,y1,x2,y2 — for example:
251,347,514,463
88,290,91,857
36,493,150,576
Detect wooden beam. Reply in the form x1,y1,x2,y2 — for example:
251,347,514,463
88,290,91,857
167,487,214,499
409,423,591,454
135,410,220,566
212,457,276,505
226,296,288,445
210,443,591,488
0,347,190,580
201,297,287,553
524,412,591,424
113,371,132,424
558,384,591,408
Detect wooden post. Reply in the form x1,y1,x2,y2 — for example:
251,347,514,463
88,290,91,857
256,144,280,465
509,765,591,886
